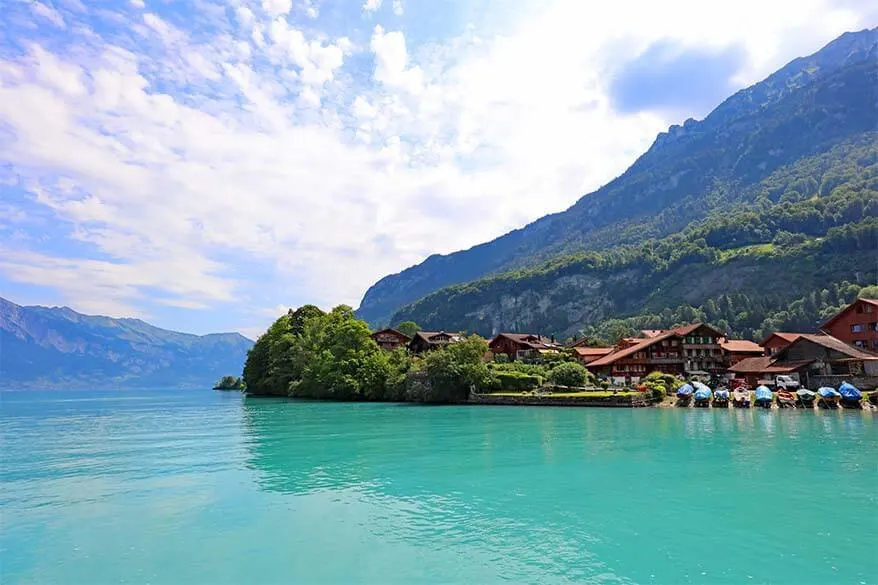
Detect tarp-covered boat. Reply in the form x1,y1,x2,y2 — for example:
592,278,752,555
755,385,773,408
796,388,816,407
712,387,730,407
838,381,862,400
693,382,712,407
817,387,841,408
676,383,694,405
776,389,796,408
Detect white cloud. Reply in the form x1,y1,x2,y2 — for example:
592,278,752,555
362,0,381,13
392,0,402,16
262,0,292,17
0,0,873,330
130,0,145,8
31,1,66,28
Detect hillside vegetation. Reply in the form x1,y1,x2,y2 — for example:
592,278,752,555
360,28,878,337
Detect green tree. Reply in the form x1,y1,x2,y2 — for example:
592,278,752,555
395,321,422,338
549,362,589,387
417,336,494,403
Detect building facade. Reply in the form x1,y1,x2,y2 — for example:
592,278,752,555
370,328,411,351
820,298,878,352
760,332,806,356
675,324,725,373
488,333,562,361
408,331,463,353
587,332,685,378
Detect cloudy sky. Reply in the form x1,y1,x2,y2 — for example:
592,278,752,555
1,0,875,337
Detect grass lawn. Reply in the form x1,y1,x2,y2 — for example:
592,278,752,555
486,391,640,398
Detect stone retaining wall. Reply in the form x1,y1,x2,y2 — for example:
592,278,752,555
469,394,652,408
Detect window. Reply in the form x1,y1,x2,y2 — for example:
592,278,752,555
851,324,865,333
854,340,867,348
871,322,878,332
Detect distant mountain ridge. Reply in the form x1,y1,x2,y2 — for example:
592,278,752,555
357,27,878,328
0,297,253,389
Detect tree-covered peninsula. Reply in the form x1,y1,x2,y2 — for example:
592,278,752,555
242,305,593,403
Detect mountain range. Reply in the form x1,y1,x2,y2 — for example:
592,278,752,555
357,27,878,339
0,297,253,389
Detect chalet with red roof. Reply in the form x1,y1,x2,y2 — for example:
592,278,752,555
760,332,807,357
587,331,685,378
819,298,878,352
370,328,412,351
488,333,563,361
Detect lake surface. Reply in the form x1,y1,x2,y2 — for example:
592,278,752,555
1,389,876,585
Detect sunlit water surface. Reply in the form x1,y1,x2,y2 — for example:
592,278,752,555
1,389,875,584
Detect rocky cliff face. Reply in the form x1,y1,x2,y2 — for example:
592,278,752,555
357,27,878,328
0,297,253,389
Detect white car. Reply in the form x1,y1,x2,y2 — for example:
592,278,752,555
775,375,800,390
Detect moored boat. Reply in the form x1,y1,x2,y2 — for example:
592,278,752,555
776,389,796,408
817,387,840,408
693,382,712,407
755,385,773,408
796,389,817,408
713,387,730,408
676,383,694,406
732,387,751,408
838,381,863,409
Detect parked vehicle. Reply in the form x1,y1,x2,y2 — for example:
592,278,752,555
755,385,773,408
796,389,817,408
693,382,712,408
676,383,694,406
732,387,751,408
713,387,730,408
817,387,841,408
776,389,796,408
838,381,863,409
774,375,800,391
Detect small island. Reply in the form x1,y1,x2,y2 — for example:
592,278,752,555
213,375,246,391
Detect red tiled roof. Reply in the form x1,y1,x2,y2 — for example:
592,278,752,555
728,357,814,374
573,347,614,357
759,332,807,346
640,329,665,338
721,339,764,353
371,328,412,341
588,331,680,367
672,322,725,337
788,333,878,359
490,333,562,351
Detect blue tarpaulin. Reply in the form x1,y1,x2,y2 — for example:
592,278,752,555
818,387,840,398
676,384,694,396
714,389,730,399
796,389,816,398
838,382,862,400
694,385,712,400
755,386,772,401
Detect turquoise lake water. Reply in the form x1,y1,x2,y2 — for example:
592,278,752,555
1,389,876,585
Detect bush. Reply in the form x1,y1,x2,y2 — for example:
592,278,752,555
549,362,589,387
496,371,543,391
493,353,510,364
869,391,878,406
490,361,549,378
600,380,610,390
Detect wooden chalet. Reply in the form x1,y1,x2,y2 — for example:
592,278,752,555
819,298,878,352
488,333,563,361
720,339,764,367
760,332,806,357
572,346,615,366
586,331,685,378
370,328,412,351
673,323,726,374
408,331,463,354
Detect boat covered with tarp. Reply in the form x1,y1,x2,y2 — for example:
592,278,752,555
776,389,796,408
693,382,712,407
676,383,694,397
838,382,862,400
796,388,816,407
817,387,841,408
755,385,773,408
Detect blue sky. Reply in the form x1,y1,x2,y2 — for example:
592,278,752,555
1,0,875,338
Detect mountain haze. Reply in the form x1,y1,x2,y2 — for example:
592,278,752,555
358,27,878,333
0,297,253,389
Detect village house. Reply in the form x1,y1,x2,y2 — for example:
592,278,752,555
586,331,685,379
760,332,807,356
370,328,412,351
488,333,563,361
819,298,878,352
730,333,878,389
408,331,464,354
572,346,615,366
720,339,765,367
674,323,726,374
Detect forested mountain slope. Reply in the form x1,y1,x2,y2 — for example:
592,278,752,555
0,297,253,389
358,27,878,327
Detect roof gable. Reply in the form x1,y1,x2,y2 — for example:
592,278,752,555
820,298,878,331
777,333,877,361
588,331,682,367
